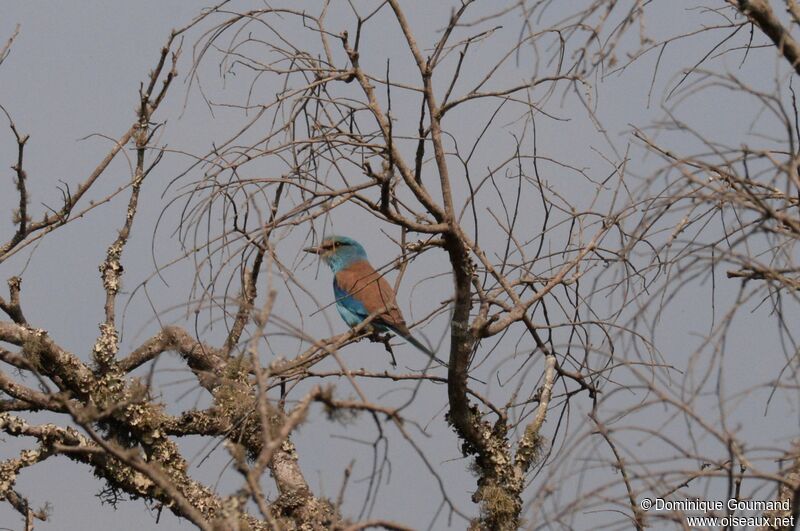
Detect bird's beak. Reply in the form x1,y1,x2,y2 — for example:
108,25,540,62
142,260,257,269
303,245,322,254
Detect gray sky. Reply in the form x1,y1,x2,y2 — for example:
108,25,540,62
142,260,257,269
0,2,796,530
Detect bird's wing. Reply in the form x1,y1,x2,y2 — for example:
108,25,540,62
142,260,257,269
334,260,407,331
335,261,447,365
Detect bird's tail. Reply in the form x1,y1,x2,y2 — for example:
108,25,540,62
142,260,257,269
392,327,486,385
391,327,449,369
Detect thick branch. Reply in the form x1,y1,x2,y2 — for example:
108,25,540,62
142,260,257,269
734,0,800,75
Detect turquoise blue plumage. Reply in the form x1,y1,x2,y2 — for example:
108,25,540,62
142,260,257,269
305,236,437,359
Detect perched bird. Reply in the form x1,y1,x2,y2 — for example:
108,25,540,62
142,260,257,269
304,235,439,364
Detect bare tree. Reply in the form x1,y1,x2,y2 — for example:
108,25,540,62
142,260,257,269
536,1,800,530
2,1,800,530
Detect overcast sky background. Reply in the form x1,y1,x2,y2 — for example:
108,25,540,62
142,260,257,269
0,2,795,530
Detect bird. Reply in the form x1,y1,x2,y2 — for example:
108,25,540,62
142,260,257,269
304,235,442,366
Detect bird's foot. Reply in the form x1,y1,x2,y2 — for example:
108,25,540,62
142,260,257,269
367,331,397,367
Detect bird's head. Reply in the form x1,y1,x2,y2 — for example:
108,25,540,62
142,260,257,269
303,235,368,272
